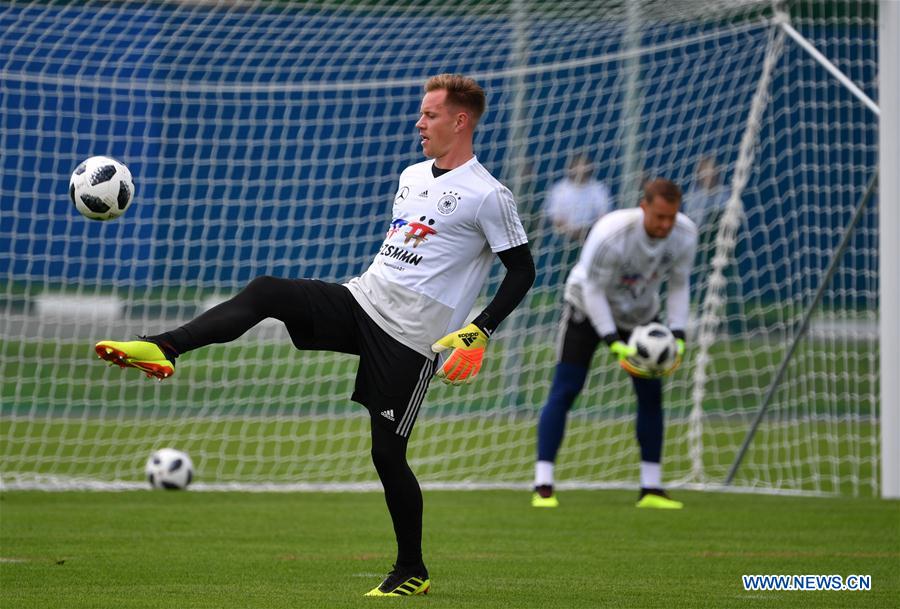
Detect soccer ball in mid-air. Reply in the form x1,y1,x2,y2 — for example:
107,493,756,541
145,448,194,490
69,156,134,221
627,322,678,376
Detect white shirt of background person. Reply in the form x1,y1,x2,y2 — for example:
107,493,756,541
682,156,730,229
544,154,613,240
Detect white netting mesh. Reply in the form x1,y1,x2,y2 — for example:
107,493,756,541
1,0,879,495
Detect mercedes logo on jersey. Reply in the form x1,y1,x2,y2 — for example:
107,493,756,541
395,186,409,202
436,191,460,215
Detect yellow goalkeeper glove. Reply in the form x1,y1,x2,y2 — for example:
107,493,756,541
661,338,686,376
612,337,686,379
431,323,489,385
609,340,654,379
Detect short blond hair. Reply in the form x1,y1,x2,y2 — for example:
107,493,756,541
425,74,486,123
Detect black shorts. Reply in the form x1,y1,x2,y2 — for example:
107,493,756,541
279,279,437,437
555,303,652,367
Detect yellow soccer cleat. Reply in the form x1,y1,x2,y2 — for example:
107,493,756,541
531,485,559,508
636,489,683,510
95,339,174,380
364,565,430,597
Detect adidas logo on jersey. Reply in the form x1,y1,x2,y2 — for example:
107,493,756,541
459,332,480,347
417,190,429,198
380,409,395,421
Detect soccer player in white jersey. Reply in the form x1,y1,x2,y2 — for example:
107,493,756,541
531,178,697,510
94,74,535,596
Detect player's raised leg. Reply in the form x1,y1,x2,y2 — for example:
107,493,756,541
94,276,351,379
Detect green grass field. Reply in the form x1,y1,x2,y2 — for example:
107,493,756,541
1,490,897,608
1,328,889,607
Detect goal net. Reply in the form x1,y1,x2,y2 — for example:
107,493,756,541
1,0,880,495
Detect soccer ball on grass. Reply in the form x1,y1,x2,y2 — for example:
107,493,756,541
145,448,194,490
69,156,134,221
626,322,678,377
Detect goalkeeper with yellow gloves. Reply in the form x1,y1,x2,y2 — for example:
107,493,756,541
532,178,697,510
95,74,534,597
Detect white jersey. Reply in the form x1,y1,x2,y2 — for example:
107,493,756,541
346,156,528,357
544,177,613,230
564,207,697,336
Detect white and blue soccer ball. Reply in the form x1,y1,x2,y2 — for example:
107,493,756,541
69,156,134,221
145,448,194,490
627,322,678,376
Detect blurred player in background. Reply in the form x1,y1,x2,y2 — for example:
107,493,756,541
682,155,732,305
539,152,615,289
532,178,697,510
681,155,730,233
543,152,614,242
94,74,535,596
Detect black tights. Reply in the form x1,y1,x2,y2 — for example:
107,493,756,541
151,275,322,355
370,419,424,570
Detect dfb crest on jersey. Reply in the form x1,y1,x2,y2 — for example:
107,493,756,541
436,191,459,215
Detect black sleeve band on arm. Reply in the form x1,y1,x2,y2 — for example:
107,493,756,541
602,333,620,347
471,244,535,335
671,329,686,341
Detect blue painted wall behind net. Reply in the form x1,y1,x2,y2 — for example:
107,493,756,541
1,3,877,302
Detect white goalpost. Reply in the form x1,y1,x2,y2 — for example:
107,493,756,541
0,0,882,496
878,0,899,500
689,4,885,495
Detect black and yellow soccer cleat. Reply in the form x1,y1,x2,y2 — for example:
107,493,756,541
364,565,430,597
95,339,174,380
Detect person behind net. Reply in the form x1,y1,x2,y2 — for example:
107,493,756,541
681,155,731,305
540,152,614,283
543,151,614,243
94,73,535,596
531,178,697,510
544,152,613,246
681,155,730,235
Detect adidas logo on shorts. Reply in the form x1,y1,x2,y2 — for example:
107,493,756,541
380,409,395,421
